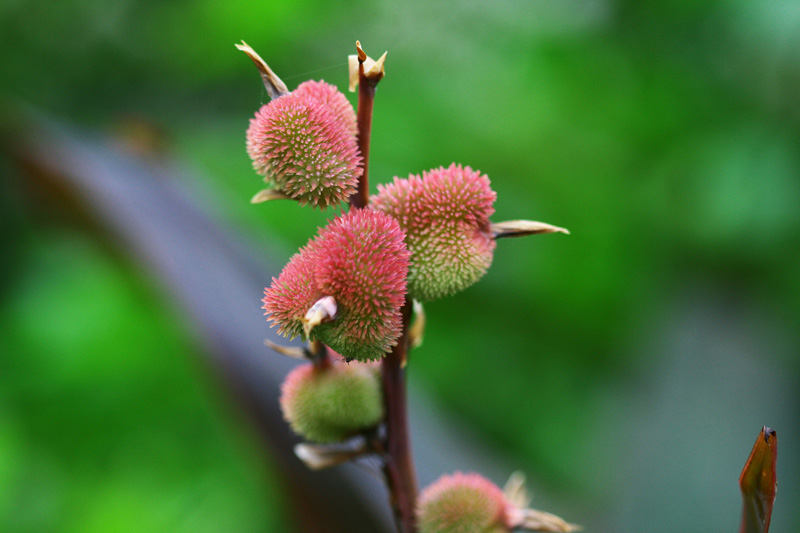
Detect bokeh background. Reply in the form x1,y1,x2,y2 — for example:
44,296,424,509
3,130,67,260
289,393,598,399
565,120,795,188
2,0,799,531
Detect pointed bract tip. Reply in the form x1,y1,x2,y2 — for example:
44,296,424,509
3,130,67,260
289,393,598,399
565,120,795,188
491,220,570,239
366,51,388,78
264,339,308,360
237,40,289,99
294,439,368,470
738,425,777,533
503,471,530,509
349,43,386,85
251,188,292,204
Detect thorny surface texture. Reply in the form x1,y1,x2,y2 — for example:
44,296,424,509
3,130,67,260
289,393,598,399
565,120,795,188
263,209,410,362
247,81,361,209
372,164,497,301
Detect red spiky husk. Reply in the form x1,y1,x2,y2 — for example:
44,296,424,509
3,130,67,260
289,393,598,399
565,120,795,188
262,209,410,361
293,80,358,137
246,85,361,209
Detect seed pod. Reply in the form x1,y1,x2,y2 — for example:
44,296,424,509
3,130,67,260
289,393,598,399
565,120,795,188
417,472,510,533
246,81,361,209
293,80,358,137
262,209,410,362
371,164,497,301
280,362,383,443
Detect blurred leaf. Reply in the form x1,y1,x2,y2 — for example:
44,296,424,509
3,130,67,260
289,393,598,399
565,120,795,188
739,427,777,533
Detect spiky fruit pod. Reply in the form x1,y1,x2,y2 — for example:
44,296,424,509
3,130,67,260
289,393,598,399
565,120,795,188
262,209,410,362
293,80,358,137
280,362,383,443
371,164,497,301
417,472,510,533
246,81,361,209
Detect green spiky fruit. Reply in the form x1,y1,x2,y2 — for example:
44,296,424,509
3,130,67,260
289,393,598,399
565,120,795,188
279,362,383,443
371,164,497,301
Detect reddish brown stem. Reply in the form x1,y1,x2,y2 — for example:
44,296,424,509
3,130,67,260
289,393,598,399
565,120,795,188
350,54,377,209
348,43,415,531
381,300,418,533
310,341,332,370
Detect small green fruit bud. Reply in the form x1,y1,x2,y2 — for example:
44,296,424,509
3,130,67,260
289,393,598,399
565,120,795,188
417,472,510,533
279,362,383,444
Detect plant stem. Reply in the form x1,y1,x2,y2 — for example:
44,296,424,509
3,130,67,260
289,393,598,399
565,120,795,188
349,42,416,531
350,44,378,209
381,300,418,533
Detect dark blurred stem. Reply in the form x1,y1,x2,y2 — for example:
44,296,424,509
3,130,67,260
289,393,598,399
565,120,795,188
382,300,418,533
310,341,331,370
350,56,376,209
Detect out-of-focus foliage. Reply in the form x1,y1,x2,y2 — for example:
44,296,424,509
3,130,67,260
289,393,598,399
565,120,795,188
2,0,799,531
0,231,286,531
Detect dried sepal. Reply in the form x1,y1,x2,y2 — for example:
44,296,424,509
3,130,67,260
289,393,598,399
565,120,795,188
491,220,569,238
235,41,289,100
250,188,292,204
264,339,309,360
294,437,370,470
348,41,387,91
515,509,582,533
503,472,580,533
503,471,530,509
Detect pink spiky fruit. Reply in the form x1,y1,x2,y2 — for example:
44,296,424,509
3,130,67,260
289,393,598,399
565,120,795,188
262,209,410,362
246,80,361,209
417,472,510,533
293,80,358,137
280,362,383,443
371,164,497,301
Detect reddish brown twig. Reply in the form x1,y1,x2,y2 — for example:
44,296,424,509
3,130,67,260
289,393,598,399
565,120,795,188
348,41,417,531
381,300,418,532
349,41,385,209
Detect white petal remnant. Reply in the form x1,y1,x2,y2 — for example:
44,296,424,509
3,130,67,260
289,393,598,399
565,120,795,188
302,296,338,337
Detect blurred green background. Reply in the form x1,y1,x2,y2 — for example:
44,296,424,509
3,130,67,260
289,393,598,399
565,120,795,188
2,0,799,531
